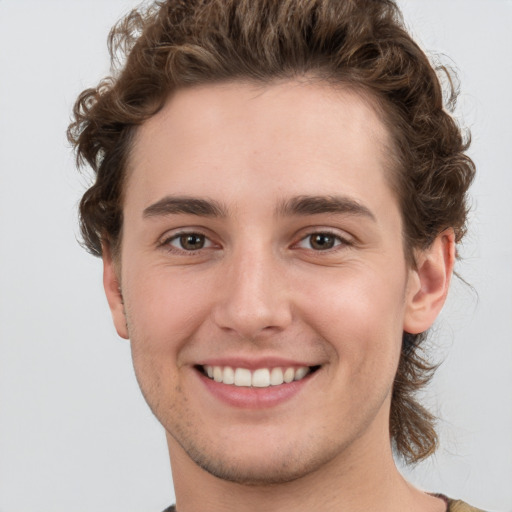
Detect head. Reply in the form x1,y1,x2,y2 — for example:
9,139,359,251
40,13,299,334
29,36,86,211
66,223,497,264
69,0,475,467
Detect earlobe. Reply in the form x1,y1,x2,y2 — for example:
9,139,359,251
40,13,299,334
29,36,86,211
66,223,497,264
102,243,129,340
403,229,456,334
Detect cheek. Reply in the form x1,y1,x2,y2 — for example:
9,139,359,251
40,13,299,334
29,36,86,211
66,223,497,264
122,268,213,413
296,264,406,371
123,266,213,358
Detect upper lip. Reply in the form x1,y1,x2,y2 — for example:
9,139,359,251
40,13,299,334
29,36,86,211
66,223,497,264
195,356,321,370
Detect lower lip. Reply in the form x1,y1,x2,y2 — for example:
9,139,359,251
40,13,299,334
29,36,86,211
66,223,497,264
197,370,315,409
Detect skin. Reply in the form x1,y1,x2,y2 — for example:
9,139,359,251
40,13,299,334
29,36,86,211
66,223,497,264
103,81,454,512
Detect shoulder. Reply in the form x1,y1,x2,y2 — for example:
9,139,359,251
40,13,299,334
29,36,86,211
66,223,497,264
162,499,490,512
432,494,489,512
447,498,489,512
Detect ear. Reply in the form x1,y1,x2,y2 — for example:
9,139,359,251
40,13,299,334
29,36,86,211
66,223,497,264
403,229,455,334
102,243,129,339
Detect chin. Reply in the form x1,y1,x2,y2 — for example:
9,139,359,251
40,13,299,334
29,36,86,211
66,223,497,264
168,422,341,486
187,448,324,486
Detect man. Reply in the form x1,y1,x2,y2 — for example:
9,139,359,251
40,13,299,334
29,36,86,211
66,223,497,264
69,1,482,510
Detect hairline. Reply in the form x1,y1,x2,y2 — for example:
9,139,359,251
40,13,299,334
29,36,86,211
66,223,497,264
110,76,413,267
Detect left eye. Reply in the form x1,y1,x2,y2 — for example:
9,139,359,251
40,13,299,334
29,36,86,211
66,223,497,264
297,233,344,251
168,233,213,251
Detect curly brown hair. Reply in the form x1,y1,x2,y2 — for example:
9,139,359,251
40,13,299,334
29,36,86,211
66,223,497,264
68,0,475,463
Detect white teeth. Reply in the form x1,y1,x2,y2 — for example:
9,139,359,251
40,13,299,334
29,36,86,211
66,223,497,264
203,365,312,387
234,368,252,387
213,366,223,382
283,367,295,383
223,366,234,385
252,368,270,387
294,367,309,381
270,367,284,385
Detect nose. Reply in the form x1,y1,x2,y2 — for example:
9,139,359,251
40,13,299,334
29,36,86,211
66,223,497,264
212,245,293,340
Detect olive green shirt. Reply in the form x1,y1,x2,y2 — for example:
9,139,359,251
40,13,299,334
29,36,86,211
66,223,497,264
447,498,487,512
162,497,487,512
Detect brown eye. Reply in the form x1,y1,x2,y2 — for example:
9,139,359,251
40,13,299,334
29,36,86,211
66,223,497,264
163,231,215,253
178,234,206,250
309,233,337,250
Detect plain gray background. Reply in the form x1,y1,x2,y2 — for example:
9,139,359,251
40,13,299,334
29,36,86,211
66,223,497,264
0,1,511,511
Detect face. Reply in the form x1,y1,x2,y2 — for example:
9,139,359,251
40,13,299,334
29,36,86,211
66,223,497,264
104,81,441,484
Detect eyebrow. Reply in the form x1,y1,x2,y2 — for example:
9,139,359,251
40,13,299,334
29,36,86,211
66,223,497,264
143,196,227,218
142,194,375,221
276,195,376,221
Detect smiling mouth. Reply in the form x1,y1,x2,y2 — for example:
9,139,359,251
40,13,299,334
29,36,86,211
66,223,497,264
198,365,321,388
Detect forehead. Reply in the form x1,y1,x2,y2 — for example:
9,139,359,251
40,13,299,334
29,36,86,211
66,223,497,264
127,80,396,211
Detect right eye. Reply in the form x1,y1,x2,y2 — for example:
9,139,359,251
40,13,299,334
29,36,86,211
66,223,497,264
165,232,214,252
295,231,349,252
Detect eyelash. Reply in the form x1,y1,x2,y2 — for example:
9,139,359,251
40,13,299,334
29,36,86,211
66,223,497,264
159,229,352,255
294,231,352,252
160,231,214,254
